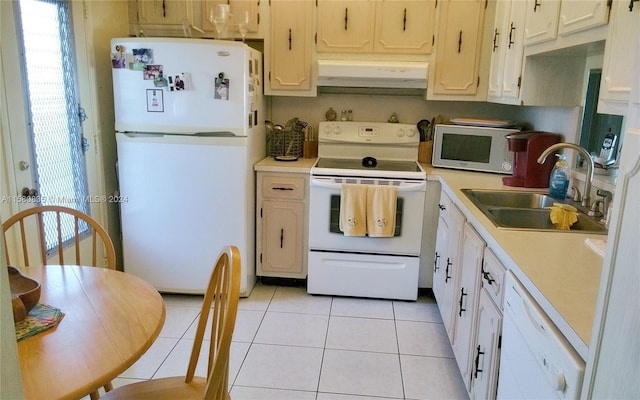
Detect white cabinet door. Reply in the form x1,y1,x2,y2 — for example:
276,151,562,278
452,222,485,391
470,288,502,400
433,192,466,343
500,0,527,102
523,0,560,45
487,0,510,98
598,0,640,113
558,0,609,36
488,0,526,104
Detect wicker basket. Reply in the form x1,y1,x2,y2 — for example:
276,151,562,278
270,118,306,158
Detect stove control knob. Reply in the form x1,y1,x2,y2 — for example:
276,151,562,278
406,128,417,137
333,126,342,135
323,124,333,134
397,128,406,137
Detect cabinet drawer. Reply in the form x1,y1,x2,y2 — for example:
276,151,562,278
481,248,506,308
262,175,305,200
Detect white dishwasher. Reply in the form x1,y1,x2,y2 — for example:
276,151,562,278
497,272,585,400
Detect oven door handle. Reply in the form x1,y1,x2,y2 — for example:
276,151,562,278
310,178,426,192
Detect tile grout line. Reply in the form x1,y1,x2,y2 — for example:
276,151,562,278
229,284,276,391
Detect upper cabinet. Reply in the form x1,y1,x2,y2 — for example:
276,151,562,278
373,0,436,54
598,0,640,115
432,0,487,96
129,0,195,36
316,0,435,55
487,0,527,104
265,0,315,95
135,0,194,25
523,0,610,52
316,0,376,53
523,0,561,45
200,0,261,39
558,0,610,36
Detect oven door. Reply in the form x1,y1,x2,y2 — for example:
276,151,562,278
308,176,426,255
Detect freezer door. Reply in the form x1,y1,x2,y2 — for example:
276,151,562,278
111,38,259,136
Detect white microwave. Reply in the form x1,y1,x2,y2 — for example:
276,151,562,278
432,124,521,174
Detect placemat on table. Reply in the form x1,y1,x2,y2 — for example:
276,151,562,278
15,303,65,341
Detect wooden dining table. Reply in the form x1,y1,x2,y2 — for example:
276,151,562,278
15,265,166,400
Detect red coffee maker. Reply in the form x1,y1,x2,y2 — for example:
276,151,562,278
502,131,562,188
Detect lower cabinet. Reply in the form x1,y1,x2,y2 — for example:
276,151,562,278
256,172,308,278
433,191,466,341
469,247,506,399
452,223,485,392
433,189,507,398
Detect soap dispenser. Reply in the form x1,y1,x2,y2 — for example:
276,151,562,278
549,154,570,200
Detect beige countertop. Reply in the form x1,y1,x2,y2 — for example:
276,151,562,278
255,156,317,173
253,156,602,359
422,164,603,360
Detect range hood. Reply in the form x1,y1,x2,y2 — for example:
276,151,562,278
316,59,429,90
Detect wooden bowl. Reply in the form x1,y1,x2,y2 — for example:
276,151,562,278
8,266,41,322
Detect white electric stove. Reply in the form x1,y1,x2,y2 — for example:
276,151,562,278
308,121,427,300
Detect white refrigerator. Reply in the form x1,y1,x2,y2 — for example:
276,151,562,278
111,37,265,295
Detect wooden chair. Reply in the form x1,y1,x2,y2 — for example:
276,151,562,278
101,245,242,400
3,205,117,399
2,205,116,270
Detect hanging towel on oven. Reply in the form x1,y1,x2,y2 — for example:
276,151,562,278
366,185,398,237
339,184,368,236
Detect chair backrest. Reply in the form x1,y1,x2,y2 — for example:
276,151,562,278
184,245,241,400
2,205,116,269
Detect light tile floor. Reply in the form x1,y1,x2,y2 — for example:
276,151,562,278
102,283,469,400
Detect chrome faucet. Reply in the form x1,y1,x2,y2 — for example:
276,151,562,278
537,143,594,208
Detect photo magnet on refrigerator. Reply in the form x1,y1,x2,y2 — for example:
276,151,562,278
215,72,229,100
111,44,127,69
132,48,153,70
168,72,190,92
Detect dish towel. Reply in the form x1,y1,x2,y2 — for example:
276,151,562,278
548,202,578,230
339,184,368,236
367,185,398,237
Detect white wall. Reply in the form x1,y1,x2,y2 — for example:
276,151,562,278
270,94,582,142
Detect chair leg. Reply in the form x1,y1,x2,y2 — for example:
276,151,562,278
89,390,100,400
104,381,114,392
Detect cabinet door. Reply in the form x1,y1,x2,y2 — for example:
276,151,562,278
452,222,485,392
136,0,194,25
470,289,502,400
201,0,260,36
433,215,451,328
558,0,609,36
500,0,526,102
373,0,435,54
268,1,314,91
433,0,485,96
317,0,375,53
487,0,511,98
441,198,466,343
598,0,640,111
523,0,560,45
261,200,304,275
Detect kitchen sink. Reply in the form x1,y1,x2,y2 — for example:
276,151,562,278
461,189,608,234
462,189,557,209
